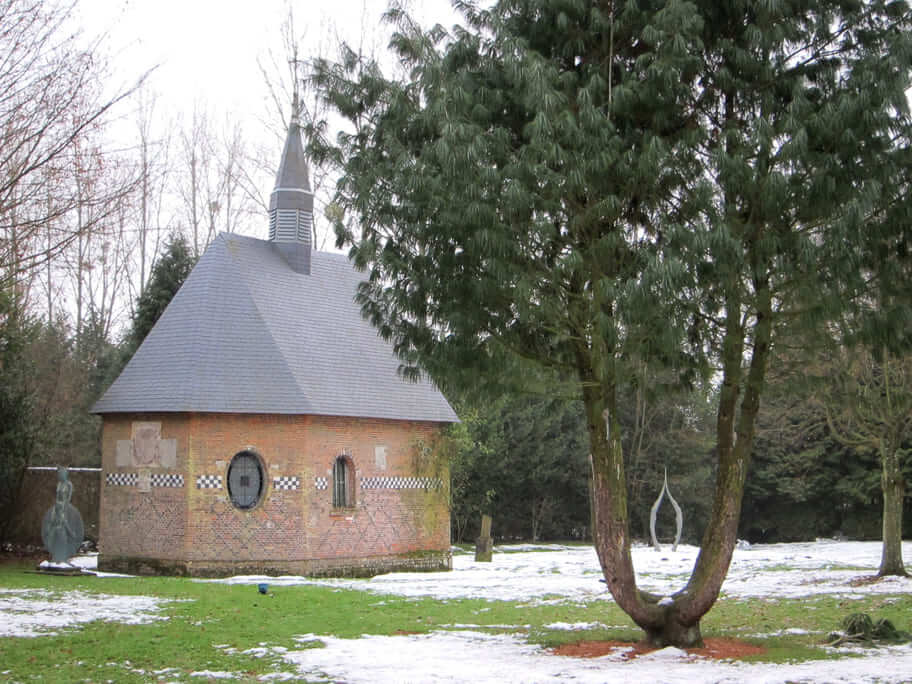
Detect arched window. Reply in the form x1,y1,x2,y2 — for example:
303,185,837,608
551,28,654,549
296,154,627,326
227,450,265,510
333,455,354,508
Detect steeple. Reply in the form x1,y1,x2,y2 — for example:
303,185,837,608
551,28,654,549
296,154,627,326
269,91,314,274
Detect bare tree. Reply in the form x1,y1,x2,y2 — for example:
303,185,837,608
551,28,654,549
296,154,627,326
176,103,208,257
212,117,257,239
0,0,142,291
134,87,172,296
174,103,258,254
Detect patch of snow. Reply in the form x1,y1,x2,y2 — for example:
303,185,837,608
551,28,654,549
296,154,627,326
543,622,610,631
190,670,237,679
749,627,815,637
292,633,323,643
637,646,692,661
0,589,177,638
441,623,524,630
68,553,132,577
494,543,579,552
599,646,636,662
38,560,81,571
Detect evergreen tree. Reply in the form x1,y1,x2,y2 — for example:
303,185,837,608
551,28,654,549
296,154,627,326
446,380,715,545
311,0,912,647
619,373,716,544
743,355,882,543
127,234,196,353
0,289,37,543
446,391,591,543
675,0,912,612
816,350,912,575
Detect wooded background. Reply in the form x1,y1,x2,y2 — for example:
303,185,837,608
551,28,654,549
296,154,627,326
1,0,909,550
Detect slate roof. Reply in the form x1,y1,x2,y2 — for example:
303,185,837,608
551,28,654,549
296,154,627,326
92,233,458,423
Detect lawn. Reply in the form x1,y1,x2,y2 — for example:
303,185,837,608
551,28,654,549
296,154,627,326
1,542,911,683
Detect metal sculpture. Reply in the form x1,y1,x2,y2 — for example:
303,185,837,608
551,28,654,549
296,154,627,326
41,467,85,563
649,468,683,552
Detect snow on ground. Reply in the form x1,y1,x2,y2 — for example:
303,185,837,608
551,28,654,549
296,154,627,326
283,630,912,684
202,539,912,603
0,588,173,638
5,541,912,682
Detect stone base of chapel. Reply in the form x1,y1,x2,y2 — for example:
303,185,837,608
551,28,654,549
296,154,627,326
97,550,452,578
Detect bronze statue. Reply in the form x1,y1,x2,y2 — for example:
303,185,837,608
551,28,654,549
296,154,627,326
41,467,84,563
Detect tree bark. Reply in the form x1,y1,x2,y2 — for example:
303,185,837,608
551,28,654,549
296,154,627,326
585,381,699,646
878,446,907,576
684,283,771,617
586,278,773,648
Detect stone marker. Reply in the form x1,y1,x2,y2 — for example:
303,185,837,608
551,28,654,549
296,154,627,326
41,467,85,565
475,514,493,562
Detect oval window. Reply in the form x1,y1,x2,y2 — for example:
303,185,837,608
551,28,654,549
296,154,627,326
227,451,264,509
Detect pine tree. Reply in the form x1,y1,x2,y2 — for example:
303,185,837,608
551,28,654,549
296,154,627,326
311,0,912,647
672,0,912,626
127,234,196,352
0,288,37,543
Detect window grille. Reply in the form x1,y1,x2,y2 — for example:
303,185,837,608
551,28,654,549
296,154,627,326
333,456,351,508
228,451,264,509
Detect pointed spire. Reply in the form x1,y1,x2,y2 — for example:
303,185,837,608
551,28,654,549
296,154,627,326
269,93,314,274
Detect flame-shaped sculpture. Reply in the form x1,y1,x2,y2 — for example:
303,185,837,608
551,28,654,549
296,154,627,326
649,468,683,552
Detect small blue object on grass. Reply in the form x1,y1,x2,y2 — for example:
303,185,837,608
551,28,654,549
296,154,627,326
258,583,269,594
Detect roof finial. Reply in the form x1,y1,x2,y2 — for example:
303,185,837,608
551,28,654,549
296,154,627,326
290,56,302,127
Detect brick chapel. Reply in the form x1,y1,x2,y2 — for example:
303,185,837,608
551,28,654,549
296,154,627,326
92,108,458,577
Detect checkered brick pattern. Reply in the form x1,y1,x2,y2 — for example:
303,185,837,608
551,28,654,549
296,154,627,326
360,476,443,490
151,473,184,488
105,472,138,487
314,476,328,490
273,475,300,491
196,474,222,489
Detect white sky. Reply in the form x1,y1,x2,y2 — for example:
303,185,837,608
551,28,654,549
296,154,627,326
76,0,464,126
6,542,912,683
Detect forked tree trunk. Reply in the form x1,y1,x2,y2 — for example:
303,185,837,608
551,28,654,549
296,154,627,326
587,284,773,649
878,447,907,576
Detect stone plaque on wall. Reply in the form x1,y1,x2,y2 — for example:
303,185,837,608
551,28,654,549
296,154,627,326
114,422,178,469
116,440,133,467
158,439,177,468
132,422,162,465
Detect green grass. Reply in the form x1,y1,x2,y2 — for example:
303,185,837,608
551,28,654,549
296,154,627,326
1,559,910,682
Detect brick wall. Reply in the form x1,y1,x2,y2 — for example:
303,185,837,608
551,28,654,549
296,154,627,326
98,412,451,576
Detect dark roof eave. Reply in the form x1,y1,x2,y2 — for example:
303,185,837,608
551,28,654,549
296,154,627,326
92,405,459,424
